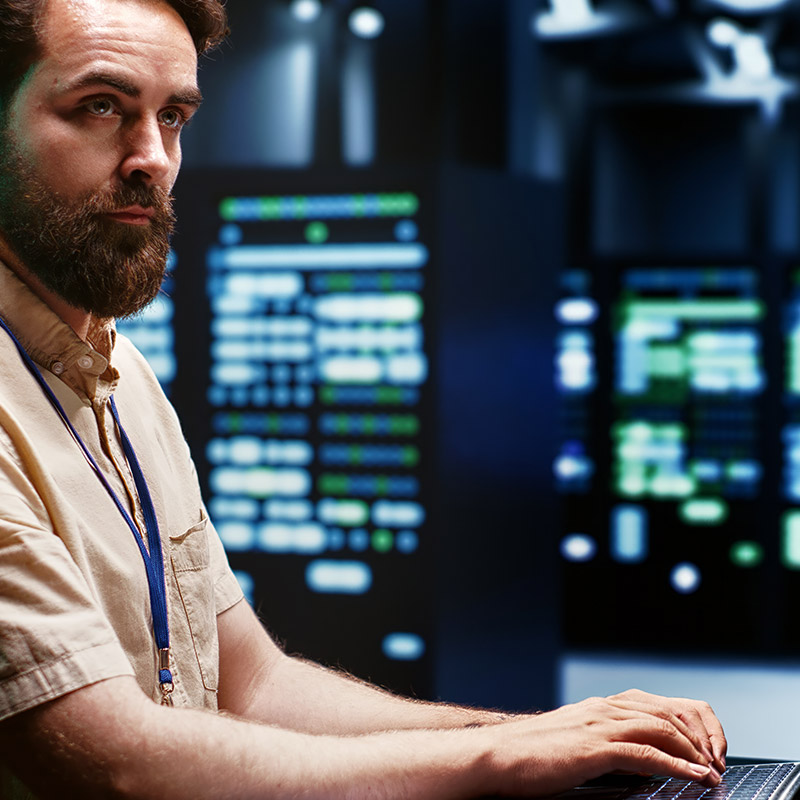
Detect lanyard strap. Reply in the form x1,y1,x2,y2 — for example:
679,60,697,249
0,315,174,704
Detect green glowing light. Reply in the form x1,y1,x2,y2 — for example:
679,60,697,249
319,474,348,495
376,386,404,403
259,197,281,219
325,274,350,291
389,415,419,435
219,197,236,221
401,446,420,467
292,196,307,218
617,474,647,497
648,346,685,377
372,529,394,552
730,541,763,568
622,299,764,322
305,221,329,244
226,412,243,433
650,473,695,497
680,498,728,525
348,445,363,465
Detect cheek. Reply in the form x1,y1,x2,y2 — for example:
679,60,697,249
25,131,117,196
165,146,182,190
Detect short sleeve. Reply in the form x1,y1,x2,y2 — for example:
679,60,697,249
0,447,134,721
205,515,244,615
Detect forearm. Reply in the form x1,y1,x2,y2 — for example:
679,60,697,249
9,678,492,800
134,708,491,800
218,601,515,735
3,678,720,799
237,651,516,734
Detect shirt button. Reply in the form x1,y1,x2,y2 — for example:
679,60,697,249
77,355,94,370
51,361,65,375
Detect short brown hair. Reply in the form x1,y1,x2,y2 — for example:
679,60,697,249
0,0,229,105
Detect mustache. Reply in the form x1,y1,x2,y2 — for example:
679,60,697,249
87,184,174,217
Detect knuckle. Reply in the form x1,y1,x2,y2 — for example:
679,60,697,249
613,741,657,772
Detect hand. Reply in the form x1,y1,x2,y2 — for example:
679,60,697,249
480,690,725,797
606,689,726,773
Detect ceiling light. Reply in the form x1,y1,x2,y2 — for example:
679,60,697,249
348,6,385,39
290,0,322,23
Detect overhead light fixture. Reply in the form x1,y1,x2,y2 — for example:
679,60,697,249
704,0,791,14
531,0,638,39
706,18,774,80
348,5,385,39
290,0,323,23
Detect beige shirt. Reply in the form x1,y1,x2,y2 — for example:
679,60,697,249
0,261,243,728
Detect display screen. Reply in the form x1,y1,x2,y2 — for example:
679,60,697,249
120,169,434,695
557,259,800,652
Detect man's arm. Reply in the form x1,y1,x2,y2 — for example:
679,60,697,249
0,672,719,800
217,598,513,732
217,599,727,771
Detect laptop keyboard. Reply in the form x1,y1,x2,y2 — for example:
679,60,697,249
626,764,800,800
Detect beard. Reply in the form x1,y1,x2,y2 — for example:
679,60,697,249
0,135,175,320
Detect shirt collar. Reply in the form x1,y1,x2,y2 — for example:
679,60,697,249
0,260,119,406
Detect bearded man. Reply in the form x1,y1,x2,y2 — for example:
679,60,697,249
0,0,726,797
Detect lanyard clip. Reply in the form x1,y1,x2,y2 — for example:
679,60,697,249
158,648,174,707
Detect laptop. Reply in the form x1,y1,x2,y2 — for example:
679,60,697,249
553,762,800,800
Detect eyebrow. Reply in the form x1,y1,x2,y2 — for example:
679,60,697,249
62,71,204,107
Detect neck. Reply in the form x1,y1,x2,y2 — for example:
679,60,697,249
0,233,92,341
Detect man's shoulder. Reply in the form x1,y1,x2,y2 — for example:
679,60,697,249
112,330,168,393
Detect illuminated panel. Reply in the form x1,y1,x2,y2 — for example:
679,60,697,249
614,270,765,541
204,190,429,665
555,269,599,562
554,269,597,494
558,264,776,649
116,253,177,394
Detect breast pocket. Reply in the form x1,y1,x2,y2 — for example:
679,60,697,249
169,516,219,694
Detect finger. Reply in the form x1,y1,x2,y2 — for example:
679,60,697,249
611,691,726,770
679,700,726,772
610,742,721,788
604,699,714,766
632,695,726,772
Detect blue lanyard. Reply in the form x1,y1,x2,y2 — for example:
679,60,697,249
0,315,174,705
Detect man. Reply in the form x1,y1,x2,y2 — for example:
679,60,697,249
0,0,727,796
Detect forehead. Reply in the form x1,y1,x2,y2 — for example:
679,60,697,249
34,0,197,92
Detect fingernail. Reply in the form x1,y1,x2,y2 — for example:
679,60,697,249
690,764,711,777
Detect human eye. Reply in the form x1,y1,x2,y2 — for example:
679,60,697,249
84,97,118,117
158,107,189,130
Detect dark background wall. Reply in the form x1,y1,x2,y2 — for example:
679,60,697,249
140,0,800,720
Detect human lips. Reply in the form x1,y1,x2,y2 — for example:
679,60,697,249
104,205,155,225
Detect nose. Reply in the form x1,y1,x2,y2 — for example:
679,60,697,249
119,117,173,186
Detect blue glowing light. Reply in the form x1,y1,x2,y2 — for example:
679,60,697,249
306,560,373,594
394,220,418,242
670,562,702,594
348,7,385,39
556,298,598,324
290,0,322,23
611,505,648,563
560,533,597,562
382,633,425,661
